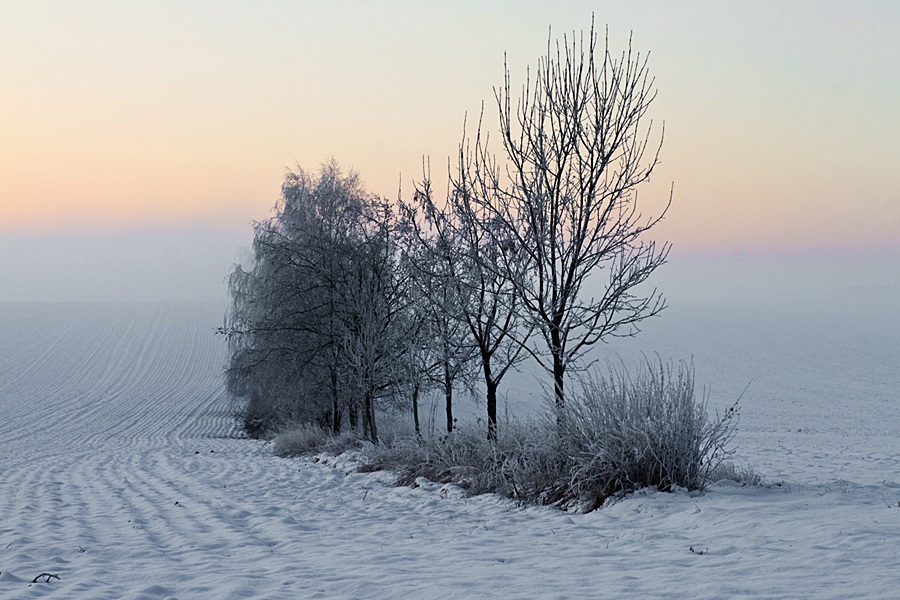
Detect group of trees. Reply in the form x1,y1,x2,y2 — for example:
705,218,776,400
223,165,409,442
222,22,671,443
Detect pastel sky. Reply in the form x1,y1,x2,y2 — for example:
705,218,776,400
1,1,898,300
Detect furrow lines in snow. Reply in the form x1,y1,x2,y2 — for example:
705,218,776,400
1,300,898,599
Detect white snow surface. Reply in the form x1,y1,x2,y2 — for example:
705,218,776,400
1,300,898,599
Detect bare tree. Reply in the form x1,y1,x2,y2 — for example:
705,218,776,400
400,204,476,435
395,310,434,437
459,20,671,410
403,169,528,440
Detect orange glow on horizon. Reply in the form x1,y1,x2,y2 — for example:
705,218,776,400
2,1,897,254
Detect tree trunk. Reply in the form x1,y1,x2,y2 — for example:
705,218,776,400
412,382,421,436
444,360,453,433
486,379,498,441
553,354,565,409
551,326,565,410
330,369,341,434
348,401,359,432
482,353,498,440
361,398,369,438
363,391,378,443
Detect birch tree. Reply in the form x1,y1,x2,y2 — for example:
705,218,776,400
222,162,409,440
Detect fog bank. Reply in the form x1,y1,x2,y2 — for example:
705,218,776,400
0,228,248,302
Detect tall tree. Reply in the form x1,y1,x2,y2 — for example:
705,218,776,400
334,199,414,442
458,20,671,410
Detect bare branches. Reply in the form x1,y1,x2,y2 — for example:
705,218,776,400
459,18,671,408
223,18,671,442
401,159,530,439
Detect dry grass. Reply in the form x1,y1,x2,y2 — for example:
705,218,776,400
273,424,361,457
362,357,750,511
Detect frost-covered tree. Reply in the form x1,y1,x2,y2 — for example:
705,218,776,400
222,162,411,440
399,231,476,435
333,199,415,442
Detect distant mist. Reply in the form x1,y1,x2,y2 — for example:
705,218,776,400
653,247,900,307
2,229,897,307
0,227,249,302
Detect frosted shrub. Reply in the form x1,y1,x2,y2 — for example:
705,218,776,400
273,424,361,457
236,386,328,441
361,426,504,489
238,396,280,439
362,358,742,510
561,358,738,505
709,461,763,487
361,419,568,500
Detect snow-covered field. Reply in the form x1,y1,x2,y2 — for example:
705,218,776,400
1,297,898,599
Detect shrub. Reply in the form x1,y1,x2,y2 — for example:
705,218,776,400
708,461,763,487
362,357,744,511
558,357,740,505
361,418,567,500
273,423,361,457
237,396,281,440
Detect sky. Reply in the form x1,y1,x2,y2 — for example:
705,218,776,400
1,0,898,301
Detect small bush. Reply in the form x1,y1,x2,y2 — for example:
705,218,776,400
558,357,740,505
709,461,763,487
361,418,568,500
273,424,361,457
237,398,280,440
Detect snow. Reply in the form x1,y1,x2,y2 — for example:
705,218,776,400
1,297,898,599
